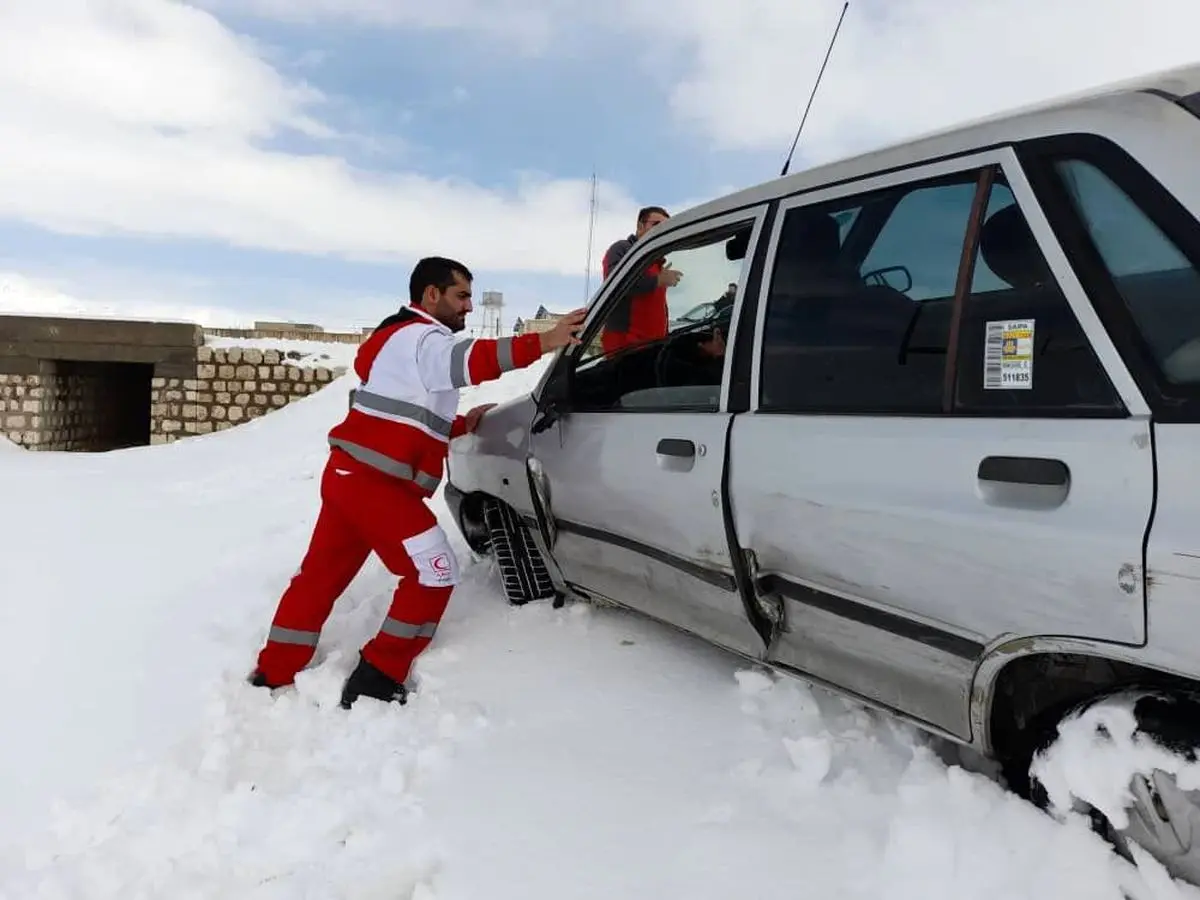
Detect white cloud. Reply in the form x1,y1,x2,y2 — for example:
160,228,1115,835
0,271,260,327
211,0,1200,164
7,0,1198,293
192,0,573,53
650,0,1200,163
0,1,643,279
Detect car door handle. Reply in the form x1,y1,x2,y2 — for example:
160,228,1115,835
977,456,1070,510
656,438,696,472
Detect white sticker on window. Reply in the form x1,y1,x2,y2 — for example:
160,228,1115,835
984,319,1034,390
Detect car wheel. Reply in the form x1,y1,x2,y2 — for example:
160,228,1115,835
1028,689,1200,884
482,498,561,607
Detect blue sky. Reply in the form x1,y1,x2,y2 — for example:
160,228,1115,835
0,0,1197,331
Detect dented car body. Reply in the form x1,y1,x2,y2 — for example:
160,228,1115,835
445,63,1200,881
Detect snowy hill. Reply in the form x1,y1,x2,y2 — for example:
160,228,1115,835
0,360,1192,899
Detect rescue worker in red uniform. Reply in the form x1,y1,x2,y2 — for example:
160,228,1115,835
600,205,683,355
249,256,586,709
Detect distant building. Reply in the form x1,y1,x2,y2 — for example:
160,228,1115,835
515,305,601,355
519,305,566,335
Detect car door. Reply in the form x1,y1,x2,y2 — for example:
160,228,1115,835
527,207,770,659
727,150,1154,742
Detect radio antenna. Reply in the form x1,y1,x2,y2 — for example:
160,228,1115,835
780,1,849,178
583,168,598,303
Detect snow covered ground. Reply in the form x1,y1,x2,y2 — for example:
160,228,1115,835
1,356,1196,899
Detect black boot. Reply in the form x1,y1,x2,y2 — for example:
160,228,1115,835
248,669,288,690
340,654,408,709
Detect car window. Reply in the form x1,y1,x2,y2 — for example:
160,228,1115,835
952,180,1123,414
1053,157,1200,386
567,220,755,413
758,172,976,414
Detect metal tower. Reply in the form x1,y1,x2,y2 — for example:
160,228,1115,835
480,290,504,338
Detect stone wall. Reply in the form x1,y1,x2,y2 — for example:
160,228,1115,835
1,371,43,448
40,362,106,451
1,361,153,451
203,326,366,345
149,345,343,444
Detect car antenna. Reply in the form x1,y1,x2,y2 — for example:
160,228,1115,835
780,1,850,178
583,167,598,303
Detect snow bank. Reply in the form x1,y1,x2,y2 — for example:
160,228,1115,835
0,350,1195,899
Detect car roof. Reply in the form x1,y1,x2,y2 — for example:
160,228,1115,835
667,60,1200,229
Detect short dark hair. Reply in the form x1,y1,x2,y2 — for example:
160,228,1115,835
409,256,473,305
637,205,669,225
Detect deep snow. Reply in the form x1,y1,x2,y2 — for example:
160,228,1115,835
1,353,1197,899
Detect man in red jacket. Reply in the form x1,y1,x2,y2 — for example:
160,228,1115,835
250,256,585,709
600,205,682,355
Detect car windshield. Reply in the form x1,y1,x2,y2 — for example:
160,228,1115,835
678,303,714,322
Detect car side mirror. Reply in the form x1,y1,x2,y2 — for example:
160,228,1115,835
531,368,571,434
725,232,749,261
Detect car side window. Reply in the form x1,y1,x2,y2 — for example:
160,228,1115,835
566,220,754,414
758,173,977,414
952,179,1124,414
1051,157,1200,386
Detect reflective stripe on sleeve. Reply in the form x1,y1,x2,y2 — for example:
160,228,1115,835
496,336,515,372
450,340,473,388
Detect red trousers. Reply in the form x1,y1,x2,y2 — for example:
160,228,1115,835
255,453,460,687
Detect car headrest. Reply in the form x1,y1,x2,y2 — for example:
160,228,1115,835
978,203,1054,291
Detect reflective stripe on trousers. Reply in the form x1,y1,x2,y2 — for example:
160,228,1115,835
328,437,441,493
268,625,320,646
380,618,438,640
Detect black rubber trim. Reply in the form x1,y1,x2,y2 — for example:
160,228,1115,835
555,518,738,592
757,573,984,660
1180,91,1200,120
977,456,1069,486
1140,87,1200,124
717,414,773,644
727,201,778,413
655,438,695,457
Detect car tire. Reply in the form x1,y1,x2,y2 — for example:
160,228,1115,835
1027,688,1200,885
482,498,561,607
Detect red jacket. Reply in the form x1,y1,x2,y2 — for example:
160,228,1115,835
600,234,668,353
328,305,542,497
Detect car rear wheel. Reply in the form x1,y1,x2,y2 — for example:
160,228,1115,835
1028,689,1200,884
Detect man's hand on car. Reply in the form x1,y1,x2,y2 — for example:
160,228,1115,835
460,403,497,434
697,327,726,358
658,262,683,288
539,308,588,352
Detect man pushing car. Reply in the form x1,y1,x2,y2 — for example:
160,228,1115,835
249,255,586,709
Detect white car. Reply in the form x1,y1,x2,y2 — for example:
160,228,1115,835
445,62,1200,882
